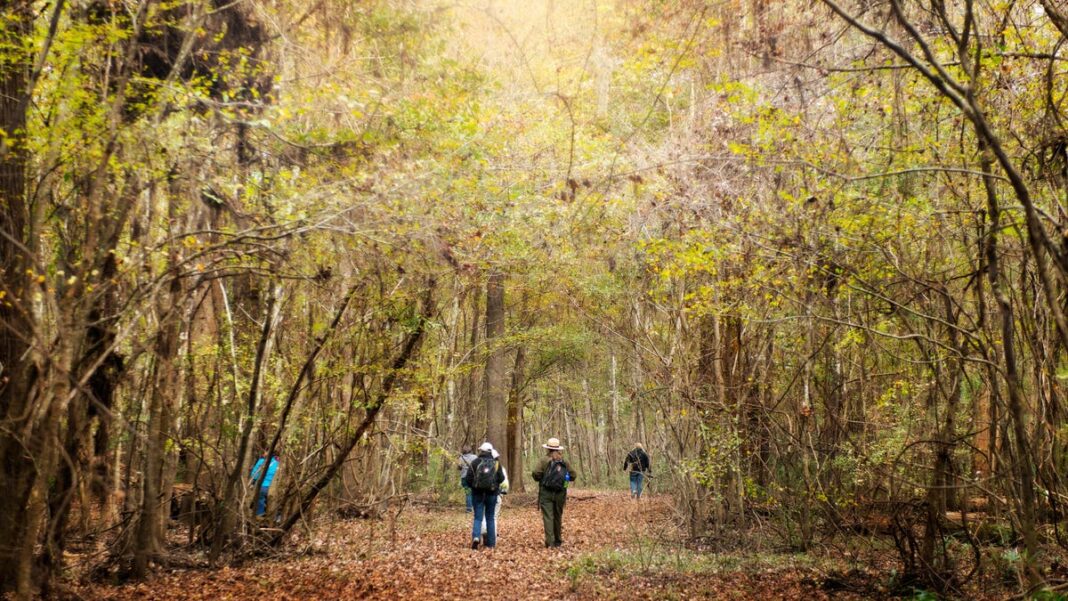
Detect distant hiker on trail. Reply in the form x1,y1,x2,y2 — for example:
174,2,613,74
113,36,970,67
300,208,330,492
532,437,575,548
458,445,477,513
480,446,509,545
624,443,651,499
250,452,279,517
463,441,505,549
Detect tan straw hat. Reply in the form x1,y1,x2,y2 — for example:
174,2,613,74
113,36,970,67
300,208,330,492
542,437,564,450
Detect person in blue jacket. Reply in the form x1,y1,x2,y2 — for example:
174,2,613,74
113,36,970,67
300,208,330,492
250,453,280,517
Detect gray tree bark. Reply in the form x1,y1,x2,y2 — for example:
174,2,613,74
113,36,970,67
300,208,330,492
484,271,508,463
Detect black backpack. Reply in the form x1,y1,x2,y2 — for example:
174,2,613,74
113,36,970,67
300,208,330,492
541,459,567,492
626,450,644,472
472,457,499,491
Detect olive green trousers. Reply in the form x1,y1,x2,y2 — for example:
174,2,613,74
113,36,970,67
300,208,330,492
538,488,567,546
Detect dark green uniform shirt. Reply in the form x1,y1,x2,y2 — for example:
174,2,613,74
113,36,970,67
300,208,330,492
532,455,577,486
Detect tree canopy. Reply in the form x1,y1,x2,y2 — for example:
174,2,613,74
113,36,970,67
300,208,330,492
4,0,1068,598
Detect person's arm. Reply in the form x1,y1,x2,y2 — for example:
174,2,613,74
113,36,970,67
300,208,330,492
497,464,507,491
251,457,265,480
463,458,477,488
565,460,577,482
532,457,546,481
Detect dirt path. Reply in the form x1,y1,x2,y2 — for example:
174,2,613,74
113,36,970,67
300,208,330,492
77,490,869,600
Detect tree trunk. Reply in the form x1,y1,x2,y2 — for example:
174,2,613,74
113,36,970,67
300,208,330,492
0,3,44,595
609,354,619,460
980,151,1040,583
42,251,125,587
134,269,182,578
583,377,599,482
484,271,507,460
507,346,526,492
463,284,481,444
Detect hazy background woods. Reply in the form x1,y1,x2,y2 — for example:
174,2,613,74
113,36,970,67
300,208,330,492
3,0,1068,597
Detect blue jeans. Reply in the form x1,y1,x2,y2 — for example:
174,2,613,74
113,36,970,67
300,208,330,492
461,480,473,511
255,486,270,516
471,491,498,547
629,472,644,498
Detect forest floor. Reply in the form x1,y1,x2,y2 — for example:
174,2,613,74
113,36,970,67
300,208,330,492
71,489,1011,600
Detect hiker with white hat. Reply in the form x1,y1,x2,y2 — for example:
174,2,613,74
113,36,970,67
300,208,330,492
463,441,505,549
480,446,509,544
532,437,576,548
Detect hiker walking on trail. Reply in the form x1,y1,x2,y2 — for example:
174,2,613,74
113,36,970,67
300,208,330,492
481,446,509,544
624,443,651,499
458,445,478,513
250,452,280,517
463,442,505,549
533,437,575,548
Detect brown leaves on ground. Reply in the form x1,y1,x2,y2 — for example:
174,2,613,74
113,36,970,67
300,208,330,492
73,490,898,600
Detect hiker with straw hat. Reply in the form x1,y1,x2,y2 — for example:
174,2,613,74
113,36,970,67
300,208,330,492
532,437,576,548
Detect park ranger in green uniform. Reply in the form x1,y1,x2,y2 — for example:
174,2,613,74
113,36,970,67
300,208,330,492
532,437,576,548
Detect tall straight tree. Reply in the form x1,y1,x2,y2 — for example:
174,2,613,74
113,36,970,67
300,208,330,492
507,345,526,491
0,1,37,595
484,270,508,464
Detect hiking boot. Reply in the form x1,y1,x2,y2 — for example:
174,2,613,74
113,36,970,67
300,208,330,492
471,539,479,550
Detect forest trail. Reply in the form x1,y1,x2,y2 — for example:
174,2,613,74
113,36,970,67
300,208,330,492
76,490,868,600
8,0,1068,598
